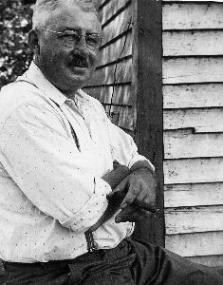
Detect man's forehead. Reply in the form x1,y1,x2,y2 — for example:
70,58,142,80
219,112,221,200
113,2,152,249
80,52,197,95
45,2,101,31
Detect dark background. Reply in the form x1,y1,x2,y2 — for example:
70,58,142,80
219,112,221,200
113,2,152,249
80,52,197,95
0,0,35,88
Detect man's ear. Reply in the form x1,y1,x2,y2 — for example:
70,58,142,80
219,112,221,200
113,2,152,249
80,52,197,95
28,30,40,55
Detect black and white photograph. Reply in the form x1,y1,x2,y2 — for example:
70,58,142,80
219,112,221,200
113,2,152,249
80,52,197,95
0,0,223,284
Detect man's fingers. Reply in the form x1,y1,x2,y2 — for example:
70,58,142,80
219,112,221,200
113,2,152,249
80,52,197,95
107,176,129,199
115,206,149,223
120,183,139,208
133,199,157,213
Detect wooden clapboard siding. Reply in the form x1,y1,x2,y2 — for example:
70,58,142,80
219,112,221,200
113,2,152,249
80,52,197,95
163,31,223,56
164,131,223,159
166,232,223,257
83,84,132,105
164,183,223,208
164,108,223,133
84,0,134,131
100,0,130,27
163,1,223,266
93,57,132,84
163,84,223,109
100,30,132,66
164,158,223,184
163,57,223,84
165,206,223,234
163,3,223,30
101,2,132,45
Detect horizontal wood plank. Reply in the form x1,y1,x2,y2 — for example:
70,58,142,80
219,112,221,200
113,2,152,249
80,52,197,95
100,0,130,26
164,158,223,184
163,31,223,56
84,84,133,105
187,255,223,267
163,3,223,30
166,231,223,257
164,183,223,207
100,31,132,65
164,108,223,132
164,131,223,159
165,206,223,234
163,84,223,109
102,4,132,45
163,57,223,84
87,58,132,86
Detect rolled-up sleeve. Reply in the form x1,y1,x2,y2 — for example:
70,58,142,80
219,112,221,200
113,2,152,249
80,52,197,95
0,99,111,232
106,118,155,172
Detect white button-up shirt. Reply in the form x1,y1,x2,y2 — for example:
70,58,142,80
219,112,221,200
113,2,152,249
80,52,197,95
0,63,153,262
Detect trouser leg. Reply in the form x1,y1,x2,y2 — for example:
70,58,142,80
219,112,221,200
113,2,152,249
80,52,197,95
130,238,223,285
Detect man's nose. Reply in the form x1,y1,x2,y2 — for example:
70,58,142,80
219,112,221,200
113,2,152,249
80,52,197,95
75,35,88,51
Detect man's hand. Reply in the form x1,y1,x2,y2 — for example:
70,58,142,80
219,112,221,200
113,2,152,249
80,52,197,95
107,168,157,223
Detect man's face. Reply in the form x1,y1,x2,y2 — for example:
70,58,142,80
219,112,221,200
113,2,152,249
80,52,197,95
36,3,101,95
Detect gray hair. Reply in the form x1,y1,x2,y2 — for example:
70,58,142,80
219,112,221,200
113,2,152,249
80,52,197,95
32,0,99,30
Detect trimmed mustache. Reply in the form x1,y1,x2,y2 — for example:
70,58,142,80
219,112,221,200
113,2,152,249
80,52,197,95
72,54,89,68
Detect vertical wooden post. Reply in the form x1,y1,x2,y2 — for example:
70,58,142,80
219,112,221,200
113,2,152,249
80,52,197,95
132,0,164,246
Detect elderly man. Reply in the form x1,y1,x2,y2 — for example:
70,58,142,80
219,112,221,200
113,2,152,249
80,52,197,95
0,0,223,284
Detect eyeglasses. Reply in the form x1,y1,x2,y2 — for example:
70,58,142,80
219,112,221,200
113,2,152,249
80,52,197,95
41,29,102,50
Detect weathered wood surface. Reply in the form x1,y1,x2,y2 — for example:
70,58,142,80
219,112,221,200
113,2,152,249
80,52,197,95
102,3,132,45
84,84,132,105
164,183,223,207
132,0,164,245
164,108,223,133
166,231,223,257
100,30,132,66
165,206,223,234
163,3,223,30
100,0,131,26
88,58,132,86
164,131,223,159
164,158,223,184
162,0,223,267
163,84,223,109
163,57,223,84
187,255,223,267
163,31,223,56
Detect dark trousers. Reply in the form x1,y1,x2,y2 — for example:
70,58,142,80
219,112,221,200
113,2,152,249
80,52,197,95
2,238,223,285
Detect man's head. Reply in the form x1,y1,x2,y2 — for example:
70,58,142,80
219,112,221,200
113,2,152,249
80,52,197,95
29,0,101,97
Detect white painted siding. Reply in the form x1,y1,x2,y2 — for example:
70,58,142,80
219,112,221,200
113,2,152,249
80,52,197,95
163,1,223,266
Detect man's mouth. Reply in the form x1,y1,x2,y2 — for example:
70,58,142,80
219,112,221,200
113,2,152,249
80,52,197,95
72,55,88,68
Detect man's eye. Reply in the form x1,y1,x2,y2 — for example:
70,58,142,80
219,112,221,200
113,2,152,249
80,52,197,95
86,34,101,46
60,33,79,42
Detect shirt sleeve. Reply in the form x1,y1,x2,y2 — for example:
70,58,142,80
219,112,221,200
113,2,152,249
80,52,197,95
0,98,111,233
97,103,155,172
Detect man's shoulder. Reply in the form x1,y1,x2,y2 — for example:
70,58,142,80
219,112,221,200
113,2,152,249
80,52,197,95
1,80,42,104
0,80,52,127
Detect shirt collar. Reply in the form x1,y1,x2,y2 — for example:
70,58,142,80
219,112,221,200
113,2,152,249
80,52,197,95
20,62,68,107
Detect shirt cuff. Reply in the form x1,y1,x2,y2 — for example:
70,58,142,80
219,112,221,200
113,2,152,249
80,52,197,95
61,180,111,232
128,154,155,173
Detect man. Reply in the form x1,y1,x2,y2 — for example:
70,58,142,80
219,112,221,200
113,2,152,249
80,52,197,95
0,0,222,284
